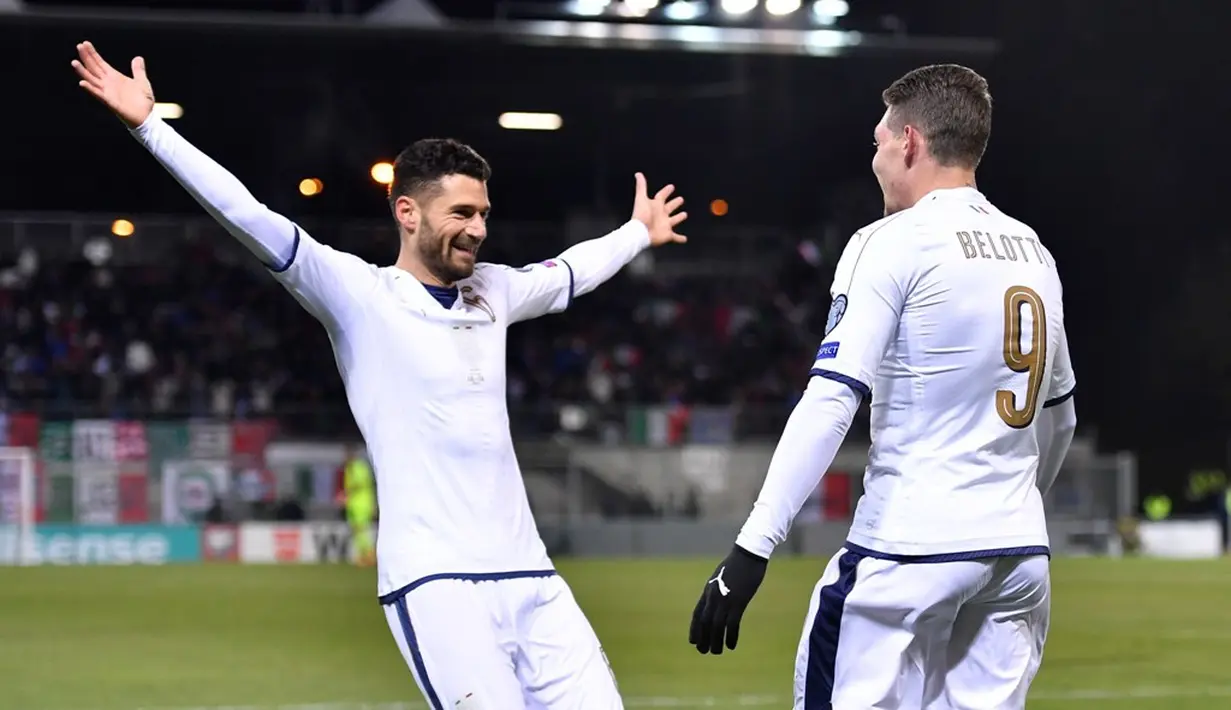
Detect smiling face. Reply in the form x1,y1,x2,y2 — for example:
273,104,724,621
412,174,490,284
387,138,493,286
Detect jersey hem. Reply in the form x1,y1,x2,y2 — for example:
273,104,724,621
377,568,559,606
845,531,1050,559
844,541,1050,564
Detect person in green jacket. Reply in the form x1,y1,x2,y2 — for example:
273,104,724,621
343,447,376,567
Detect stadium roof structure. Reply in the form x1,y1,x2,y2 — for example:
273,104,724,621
3,0,1011,226
9,0,999,57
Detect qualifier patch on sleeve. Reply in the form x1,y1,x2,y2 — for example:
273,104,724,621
815,342,840,360
825,294,848,336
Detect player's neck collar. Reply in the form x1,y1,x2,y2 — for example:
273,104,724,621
922,185,985,202
421,283,460,310
388,268,457,311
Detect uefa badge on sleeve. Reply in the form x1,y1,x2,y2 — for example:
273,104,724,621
825,294,848,336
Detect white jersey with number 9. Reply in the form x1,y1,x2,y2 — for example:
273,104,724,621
811,187,1075,558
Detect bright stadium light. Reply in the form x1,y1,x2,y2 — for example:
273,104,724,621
498,112,563,131
719,0,758,17
663,0,706,21
111,218,135,237
618,0,658,17
299,178,324,197
370,161,394,185
568,0,610,16
766,0,801,16
810,0,848,24
153,102,183,120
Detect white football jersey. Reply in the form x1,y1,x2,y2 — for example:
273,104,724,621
271,226,619,597
813,187,1076,558
127,114,654,598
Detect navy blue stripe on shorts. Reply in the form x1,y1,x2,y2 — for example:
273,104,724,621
394,596,444,710
804,549,864,709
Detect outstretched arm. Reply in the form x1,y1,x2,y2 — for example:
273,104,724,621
557,219,653,299
72,41,376,328
500,219,649,323
131,114,297,270
502,173,687,323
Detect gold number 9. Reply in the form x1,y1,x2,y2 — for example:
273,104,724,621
996,285,1048,429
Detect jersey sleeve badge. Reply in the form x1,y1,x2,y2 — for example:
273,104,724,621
825,294,848,336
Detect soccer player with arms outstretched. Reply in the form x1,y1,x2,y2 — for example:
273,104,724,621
73,41,687,709
689,64,1077,710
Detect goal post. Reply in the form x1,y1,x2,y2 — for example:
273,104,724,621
0,446,36,566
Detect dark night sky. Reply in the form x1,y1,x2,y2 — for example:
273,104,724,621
2,0,1228,494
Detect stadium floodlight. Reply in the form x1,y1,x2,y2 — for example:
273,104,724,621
618,0,659,17
298,178,324,197
111,218,135,237
153,102,183,120
765,0,801,16
719,0,758,17
498,112,563,131
810,0,848,24
567,0,611,16
663,0,706,21
370,161,394,185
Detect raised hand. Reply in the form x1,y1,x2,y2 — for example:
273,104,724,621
631,172,688,247
71,41,155,129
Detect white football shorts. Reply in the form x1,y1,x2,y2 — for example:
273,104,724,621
383,572,623,709
795,547,1050,710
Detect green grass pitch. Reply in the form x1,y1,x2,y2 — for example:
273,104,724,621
2,557,1230,709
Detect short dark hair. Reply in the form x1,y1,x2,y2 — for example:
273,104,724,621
882,64,992,169
388,138,491,205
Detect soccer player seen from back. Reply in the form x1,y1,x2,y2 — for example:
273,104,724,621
689,64,1078,710
73,41,689,709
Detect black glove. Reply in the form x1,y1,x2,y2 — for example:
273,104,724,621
689,544,768,654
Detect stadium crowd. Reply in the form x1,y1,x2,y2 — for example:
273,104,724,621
0,226,842,436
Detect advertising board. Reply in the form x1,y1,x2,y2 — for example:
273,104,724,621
0,524,201,565
238,522,359,564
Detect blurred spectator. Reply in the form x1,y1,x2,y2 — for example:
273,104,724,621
0,229,844,436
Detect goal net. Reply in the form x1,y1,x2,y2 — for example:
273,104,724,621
0,446,36,566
